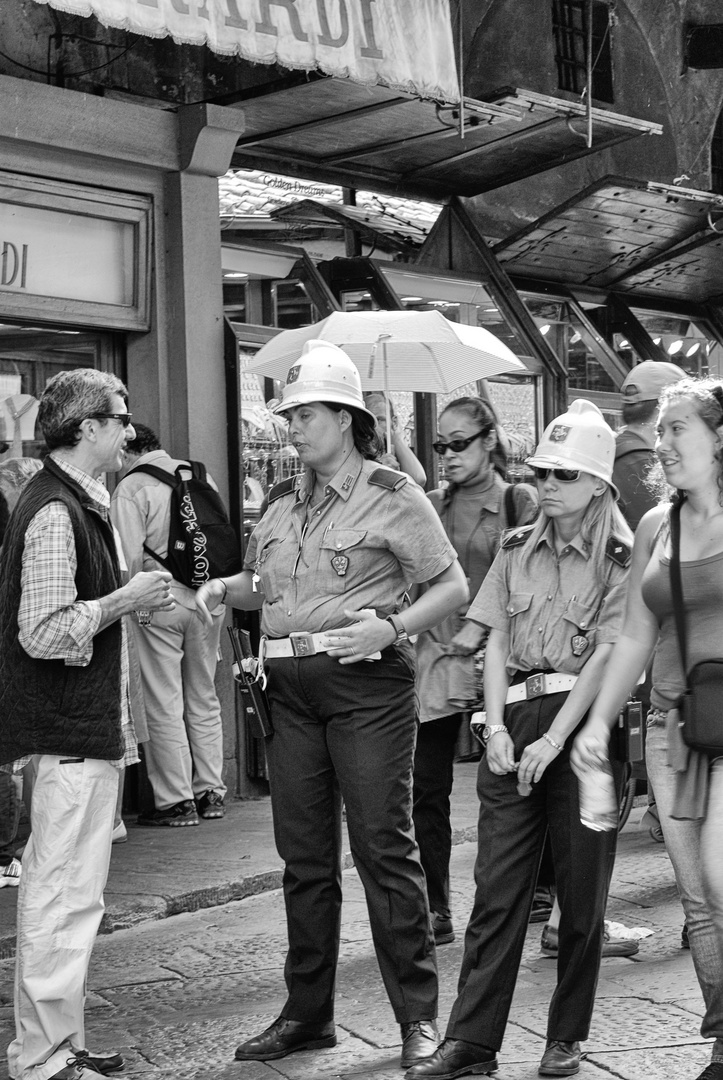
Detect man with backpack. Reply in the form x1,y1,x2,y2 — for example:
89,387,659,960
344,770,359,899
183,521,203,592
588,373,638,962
112,424,239,826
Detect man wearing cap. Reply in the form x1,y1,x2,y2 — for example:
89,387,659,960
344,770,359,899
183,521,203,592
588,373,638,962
613,360,686,530
407,401,633,1080
196,341,468,1071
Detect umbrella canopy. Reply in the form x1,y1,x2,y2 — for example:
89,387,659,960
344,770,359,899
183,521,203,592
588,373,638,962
245,310,527,393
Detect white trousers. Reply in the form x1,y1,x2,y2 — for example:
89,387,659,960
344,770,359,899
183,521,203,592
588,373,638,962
8,756,118,1080
132,605,226,809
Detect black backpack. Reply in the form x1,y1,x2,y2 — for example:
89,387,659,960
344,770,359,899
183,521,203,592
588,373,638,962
128,461,242,589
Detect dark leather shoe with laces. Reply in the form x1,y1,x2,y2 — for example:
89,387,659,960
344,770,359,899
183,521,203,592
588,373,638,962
432,913,455,945
234,1016,336,1061
77,1049,124,1074
538,1040,581,1076
404,1037,498,1079
400,1021,439,1068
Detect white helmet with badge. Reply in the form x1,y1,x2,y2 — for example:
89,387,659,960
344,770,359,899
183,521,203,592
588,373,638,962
527,399,619,498
273,340,375,419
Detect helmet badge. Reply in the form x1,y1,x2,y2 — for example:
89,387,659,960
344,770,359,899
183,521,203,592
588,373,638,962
549,424,570,443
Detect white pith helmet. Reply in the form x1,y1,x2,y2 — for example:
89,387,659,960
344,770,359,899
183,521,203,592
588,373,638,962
273,340,375,419
527,399,619,498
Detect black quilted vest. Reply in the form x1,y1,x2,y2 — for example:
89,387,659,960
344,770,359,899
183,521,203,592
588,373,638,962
0,458,124,765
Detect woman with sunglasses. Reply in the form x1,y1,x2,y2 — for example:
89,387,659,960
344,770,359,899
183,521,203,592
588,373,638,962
408,400,633,1080
573,377,723,1080
413,396,537,947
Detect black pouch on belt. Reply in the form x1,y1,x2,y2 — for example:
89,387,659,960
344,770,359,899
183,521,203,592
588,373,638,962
227,626,273,738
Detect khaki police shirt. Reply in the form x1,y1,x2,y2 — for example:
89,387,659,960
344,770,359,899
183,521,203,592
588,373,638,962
466,523,629,676
243,452,457,638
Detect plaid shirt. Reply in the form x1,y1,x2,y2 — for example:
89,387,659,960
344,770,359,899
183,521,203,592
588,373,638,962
12,455,137,770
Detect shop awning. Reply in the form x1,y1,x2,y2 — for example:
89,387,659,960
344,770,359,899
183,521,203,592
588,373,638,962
30,0,459,103
494,176,723,304
225,85,662,202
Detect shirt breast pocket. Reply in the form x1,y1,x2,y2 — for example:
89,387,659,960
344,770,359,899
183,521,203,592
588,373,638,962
562,599,597,652
319,528,367,592
255,536,286,602
506,592,533,619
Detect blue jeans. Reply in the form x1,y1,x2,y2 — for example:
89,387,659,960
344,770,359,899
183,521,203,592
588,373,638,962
646,717,723,1057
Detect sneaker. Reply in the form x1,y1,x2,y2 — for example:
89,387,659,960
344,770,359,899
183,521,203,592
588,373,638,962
431,913,455,945
196,790,225,819
111,821,127,844
540,923,639,958
137,800,199,827
76,1049,124,1074
0,858,21,888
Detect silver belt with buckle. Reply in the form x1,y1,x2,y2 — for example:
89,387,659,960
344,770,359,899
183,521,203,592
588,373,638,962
262,632,333,659
261,633,381,661
505,671,578,704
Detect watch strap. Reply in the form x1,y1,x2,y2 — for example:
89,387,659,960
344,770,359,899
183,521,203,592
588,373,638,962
385,613,409,642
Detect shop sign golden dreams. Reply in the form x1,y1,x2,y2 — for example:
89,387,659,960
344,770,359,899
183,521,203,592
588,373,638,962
30,0,459,103
0,173,151,331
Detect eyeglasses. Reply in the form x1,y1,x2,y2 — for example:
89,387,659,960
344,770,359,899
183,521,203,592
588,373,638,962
89,413,133,428
432,430,489,456
533,467,581,483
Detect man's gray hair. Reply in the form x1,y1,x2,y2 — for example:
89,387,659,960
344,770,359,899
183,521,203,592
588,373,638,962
39,369,128,451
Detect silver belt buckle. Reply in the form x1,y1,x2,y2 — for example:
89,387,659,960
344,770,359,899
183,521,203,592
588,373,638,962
289,631,316,657
525,673,547,699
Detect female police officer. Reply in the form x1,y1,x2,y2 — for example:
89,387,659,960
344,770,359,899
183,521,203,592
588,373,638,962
407,400,632,1080
196,341,467,1070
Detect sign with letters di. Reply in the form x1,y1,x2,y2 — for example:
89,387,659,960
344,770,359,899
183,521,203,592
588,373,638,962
31,0,459,103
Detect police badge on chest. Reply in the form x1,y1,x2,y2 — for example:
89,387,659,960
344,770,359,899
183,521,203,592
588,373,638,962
331,553,349,576
571,633,589,657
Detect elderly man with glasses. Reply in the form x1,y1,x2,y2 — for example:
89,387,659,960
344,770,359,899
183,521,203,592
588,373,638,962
0,369,174,1080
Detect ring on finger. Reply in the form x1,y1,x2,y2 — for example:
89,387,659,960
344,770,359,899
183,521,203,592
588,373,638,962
349,646,356,655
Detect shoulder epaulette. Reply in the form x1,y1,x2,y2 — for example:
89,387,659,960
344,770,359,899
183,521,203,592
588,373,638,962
606,536,632,568
501,524,535,550
368,467,408,491
268,477,297,504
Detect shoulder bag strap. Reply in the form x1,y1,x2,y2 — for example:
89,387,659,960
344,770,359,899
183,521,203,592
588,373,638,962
668,500,688,678
503,483,516,530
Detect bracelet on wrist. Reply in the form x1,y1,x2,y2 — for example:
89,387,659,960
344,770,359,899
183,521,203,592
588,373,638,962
542,731,564,752
218,579,228,603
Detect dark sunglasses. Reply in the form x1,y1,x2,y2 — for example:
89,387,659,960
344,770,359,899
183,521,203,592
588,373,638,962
533,466,581,483
89,413,134,428
432,429,490,456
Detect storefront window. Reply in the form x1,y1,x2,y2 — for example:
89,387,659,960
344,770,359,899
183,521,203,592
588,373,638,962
629,308,721,377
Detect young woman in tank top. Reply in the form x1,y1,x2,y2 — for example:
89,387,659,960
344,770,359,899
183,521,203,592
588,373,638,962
574,376,723,1080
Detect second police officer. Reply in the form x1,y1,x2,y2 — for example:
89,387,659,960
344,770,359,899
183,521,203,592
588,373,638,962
408,400,633,1080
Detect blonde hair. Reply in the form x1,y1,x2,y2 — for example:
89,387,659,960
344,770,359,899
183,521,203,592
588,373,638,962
520,484,632,586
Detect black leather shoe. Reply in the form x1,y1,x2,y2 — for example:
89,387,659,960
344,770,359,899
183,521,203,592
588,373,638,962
404,1037,498,1079
234,1016,336,1061
538,1040,581,1076
400,1021,439,1068
432,913,455,945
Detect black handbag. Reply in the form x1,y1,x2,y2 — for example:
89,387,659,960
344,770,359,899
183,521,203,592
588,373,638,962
669,500,723,756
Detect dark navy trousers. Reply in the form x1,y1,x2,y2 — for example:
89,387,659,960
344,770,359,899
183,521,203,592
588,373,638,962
446,693,622,1050
265,647,438,1025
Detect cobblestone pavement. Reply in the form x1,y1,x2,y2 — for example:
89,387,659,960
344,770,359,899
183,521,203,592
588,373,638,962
0,808,713,1080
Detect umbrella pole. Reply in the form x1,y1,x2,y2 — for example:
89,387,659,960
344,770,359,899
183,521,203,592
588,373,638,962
383,339,392,457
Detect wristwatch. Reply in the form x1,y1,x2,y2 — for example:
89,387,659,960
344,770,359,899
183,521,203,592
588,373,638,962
385,613,409,643
481,724,509,744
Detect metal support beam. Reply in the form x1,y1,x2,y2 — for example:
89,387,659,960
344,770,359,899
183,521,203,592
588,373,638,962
433,199,567,423
606,295,670,364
